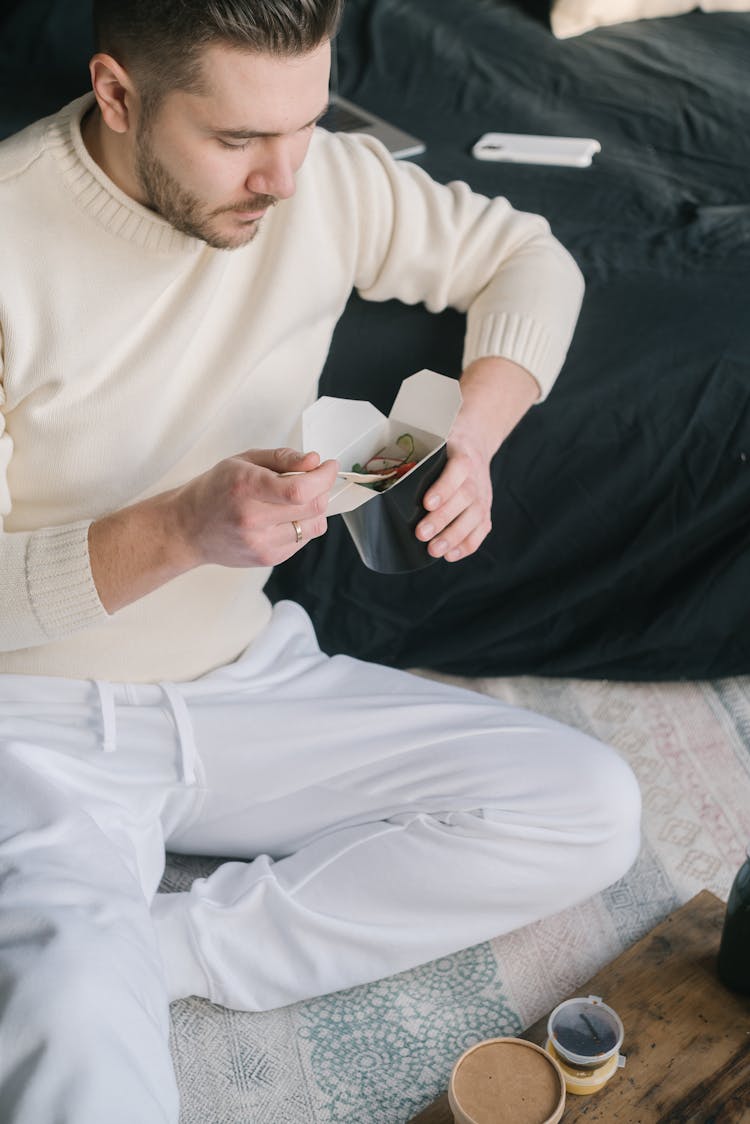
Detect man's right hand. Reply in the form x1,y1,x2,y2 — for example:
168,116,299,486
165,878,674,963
88,447,337,614
174,448,337,569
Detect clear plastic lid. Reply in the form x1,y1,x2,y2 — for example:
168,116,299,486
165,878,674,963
546,995,624,1067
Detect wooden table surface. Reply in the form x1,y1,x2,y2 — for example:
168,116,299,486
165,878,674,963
407,891,750,1123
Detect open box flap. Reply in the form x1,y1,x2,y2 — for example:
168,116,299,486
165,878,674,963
302,396,385,459
390,369,462,433
301,396,387,514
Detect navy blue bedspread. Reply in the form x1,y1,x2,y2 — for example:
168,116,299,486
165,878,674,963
2,0,749,678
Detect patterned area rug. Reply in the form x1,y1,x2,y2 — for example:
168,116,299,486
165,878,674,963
161,674,750,1123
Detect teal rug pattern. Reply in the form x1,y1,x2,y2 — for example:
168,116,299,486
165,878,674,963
163,673,750,1123
295,944,520,1123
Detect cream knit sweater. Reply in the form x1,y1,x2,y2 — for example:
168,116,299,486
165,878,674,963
0,95,584,682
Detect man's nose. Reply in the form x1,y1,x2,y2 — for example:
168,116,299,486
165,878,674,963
245,140,297,201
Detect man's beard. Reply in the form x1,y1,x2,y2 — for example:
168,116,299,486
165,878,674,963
135,127,277,250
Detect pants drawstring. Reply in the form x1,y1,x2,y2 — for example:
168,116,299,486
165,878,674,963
94,679,117,753
159,682,199,787
93,679,199,786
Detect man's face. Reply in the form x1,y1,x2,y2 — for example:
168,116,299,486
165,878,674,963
133,41,331,250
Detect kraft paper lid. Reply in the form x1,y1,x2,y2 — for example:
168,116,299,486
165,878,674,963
448,1037,566,1124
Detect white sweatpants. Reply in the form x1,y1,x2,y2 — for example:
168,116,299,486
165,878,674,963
0,600,640,1124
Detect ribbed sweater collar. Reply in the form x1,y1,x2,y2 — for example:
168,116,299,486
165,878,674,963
45,94,205,256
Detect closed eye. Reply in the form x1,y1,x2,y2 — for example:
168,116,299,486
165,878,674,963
214,106,328,150
218,138,251,151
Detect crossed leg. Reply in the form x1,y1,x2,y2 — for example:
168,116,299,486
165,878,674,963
154,602,641,1011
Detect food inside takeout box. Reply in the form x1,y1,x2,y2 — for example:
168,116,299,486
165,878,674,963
300,369,462,516
297,369,462,573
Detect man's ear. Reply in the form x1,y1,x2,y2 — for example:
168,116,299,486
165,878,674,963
89,53,137,135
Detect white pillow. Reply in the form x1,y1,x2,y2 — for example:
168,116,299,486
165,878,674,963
550,0,750,38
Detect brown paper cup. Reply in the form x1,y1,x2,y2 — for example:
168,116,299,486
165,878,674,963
448,1037,566,1124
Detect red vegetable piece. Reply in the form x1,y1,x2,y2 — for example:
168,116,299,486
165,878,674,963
392,461,417,478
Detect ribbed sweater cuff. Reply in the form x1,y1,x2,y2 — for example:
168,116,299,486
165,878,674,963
463,312,559,400
26,520,107,639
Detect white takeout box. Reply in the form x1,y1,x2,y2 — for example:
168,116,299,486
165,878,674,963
298,369,462,516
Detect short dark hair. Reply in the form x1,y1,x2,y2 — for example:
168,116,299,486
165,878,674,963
93,0,342,106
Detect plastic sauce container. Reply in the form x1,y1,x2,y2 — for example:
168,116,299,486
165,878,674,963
545,995,625,1096
448,1037,566,1124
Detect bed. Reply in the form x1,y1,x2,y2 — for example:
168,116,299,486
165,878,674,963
266,0,750,681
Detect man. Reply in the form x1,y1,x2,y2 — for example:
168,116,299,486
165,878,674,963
0,1,641,1121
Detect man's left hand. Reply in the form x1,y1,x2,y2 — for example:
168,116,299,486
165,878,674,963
415,356,541,562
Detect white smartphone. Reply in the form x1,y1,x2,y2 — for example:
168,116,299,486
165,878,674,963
472,132,601,167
